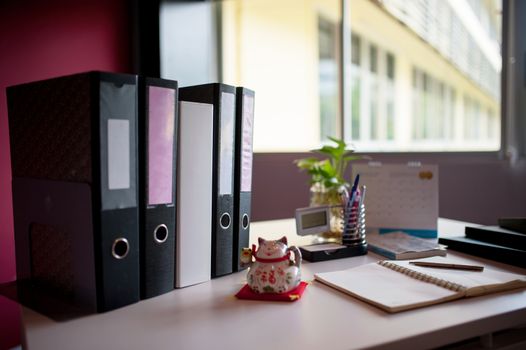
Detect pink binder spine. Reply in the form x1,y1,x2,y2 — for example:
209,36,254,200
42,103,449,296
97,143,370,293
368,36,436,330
147,86,176,205
240,94,254,192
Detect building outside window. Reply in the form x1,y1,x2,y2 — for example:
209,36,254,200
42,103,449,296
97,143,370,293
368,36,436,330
348,0,501,152
162,0,502,153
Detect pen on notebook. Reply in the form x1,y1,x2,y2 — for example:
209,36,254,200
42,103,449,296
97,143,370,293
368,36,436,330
409,261,484,271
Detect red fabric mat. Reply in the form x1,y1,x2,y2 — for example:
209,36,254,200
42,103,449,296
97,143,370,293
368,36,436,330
235,281,308,302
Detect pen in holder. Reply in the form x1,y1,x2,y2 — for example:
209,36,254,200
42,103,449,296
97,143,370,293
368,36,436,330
342,185,367,247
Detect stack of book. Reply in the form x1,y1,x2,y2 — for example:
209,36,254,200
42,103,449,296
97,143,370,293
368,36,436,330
367,231,447,260
7,72,255,313
438,218,526,268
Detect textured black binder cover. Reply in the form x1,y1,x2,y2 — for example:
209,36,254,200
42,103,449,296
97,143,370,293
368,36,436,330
7,71,140,312
233,87,255,272
179,83,236,278
138,77,178,299
438,236,526,268
465,225,526,250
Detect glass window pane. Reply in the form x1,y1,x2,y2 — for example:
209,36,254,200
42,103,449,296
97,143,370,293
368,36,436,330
319,15,339,142
369,45,378,74
351,34,361,65
220,0,341,151
349,0,501,151
386,53,395,80
161,0,502,152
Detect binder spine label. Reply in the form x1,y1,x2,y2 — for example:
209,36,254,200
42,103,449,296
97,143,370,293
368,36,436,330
240,94,254,192
219,92,236,195
100,81,137,210
147,86,176,205
108,119,130,190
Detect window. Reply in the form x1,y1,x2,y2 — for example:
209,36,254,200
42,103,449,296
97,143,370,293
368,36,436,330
351,34,361,140
348,33,398,148
219,0,341,152
348,0,501,152
411,68,458,147
160,0,503,153
156,0,526,223
318,15,339,142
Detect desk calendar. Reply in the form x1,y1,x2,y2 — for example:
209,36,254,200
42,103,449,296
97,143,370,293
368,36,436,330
351,163,439,238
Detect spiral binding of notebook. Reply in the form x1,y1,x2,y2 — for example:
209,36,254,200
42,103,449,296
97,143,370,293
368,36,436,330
377,260,467,292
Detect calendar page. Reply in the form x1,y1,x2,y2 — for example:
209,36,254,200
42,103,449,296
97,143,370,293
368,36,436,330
351,163,438,238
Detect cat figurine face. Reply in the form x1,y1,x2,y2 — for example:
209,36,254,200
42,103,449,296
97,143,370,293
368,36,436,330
255,237,288,259
245,236,302,294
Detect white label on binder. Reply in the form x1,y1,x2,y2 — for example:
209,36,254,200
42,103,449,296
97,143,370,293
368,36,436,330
241,94,254,192
219,92,235,195
107,119,130,190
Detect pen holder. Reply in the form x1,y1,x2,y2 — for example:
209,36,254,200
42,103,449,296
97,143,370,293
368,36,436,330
341,203,366,246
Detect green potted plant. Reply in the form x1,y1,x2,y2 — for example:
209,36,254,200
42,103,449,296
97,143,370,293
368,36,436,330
295,137,362,239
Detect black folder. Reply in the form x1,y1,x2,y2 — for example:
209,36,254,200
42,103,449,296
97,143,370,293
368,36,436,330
179,83,237,278
7,71,140,312
465,225,526,250
233,87,255,272
438,236,526,268
138,77,178,299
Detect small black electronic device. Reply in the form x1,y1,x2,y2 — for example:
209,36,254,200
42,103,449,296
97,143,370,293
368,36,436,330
295,206,331,236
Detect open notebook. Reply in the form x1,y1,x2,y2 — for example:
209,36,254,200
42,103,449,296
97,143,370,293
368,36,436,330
314,257,526,313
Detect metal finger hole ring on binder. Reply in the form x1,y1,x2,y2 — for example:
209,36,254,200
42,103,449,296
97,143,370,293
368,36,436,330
242,214,249,230
220,213,231,229
153,224,169,244
112,238,130,259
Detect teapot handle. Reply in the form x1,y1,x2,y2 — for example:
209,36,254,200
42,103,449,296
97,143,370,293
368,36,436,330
288,245,302,268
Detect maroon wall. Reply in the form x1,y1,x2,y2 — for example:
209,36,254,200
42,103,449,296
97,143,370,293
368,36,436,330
0,1,131,348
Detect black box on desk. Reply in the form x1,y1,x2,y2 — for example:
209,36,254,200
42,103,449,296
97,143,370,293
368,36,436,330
7,71,140,313
300,243,368,262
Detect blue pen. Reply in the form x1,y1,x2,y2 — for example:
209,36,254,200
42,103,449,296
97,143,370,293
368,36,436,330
343,174,360,230
350,174,360,195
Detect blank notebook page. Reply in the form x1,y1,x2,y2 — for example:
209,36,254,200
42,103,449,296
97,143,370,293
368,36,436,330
315,257,526,312
315,263,461,312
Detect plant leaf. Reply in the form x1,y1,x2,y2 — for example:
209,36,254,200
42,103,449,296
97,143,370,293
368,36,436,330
327,136,346,149
316,145,338,157
294,136,368,190
295,157,319,170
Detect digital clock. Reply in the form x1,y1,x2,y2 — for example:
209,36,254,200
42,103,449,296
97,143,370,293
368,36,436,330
295,206,331,236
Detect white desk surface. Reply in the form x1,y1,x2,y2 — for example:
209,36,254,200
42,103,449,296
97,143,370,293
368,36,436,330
19,218,526,350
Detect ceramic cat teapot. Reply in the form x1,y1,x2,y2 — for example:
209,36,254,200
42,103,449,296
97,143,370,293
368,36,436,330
241,236,302,294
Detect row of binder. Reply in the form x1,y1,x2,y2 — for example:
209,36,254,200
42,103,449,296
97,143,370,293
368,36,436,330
7,71,255,312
